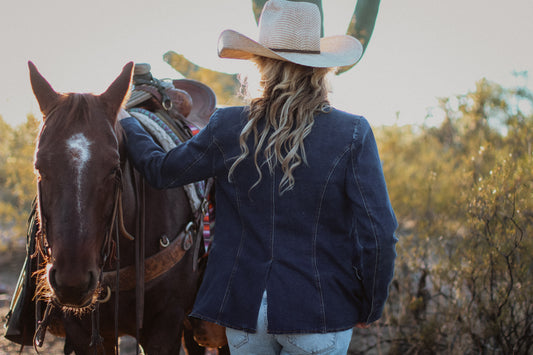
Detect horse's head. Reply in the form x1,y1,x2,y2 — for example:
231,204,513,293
29,62,133,310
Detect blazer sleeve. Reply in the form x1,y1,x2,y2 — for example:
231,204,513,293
347,117,398,324
119,113,220,189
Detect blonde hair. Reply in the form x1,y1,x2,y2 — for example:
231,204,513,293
229,56,332,194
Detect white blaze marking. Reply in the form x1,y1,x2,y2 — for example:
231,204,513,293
66,133,92,223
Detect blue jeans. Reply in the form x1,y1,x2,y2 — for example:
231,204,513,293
226,292,353,355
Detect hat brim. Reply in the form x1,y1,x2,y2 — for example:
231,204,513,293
218,29,363,68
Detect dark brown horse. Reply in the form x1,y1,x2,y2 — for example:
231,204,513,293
28,62,214,354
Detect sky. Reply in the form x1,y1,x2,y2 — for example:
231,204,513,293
1,0,532,128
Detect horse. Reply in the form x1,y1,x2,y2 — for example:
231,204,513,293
27,61,221,354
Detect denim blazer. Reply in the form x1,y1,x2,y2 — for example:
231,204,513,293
120,106,398,334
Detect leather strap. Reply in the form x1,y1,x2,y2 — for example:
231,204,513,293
135,177,145,338
102,228,189,291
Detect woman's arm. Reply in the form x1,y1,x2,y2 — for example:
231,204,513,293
119,110,219,189
347,117,398,324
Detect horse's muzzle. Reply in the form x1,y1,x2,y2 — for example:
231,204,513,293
48,267,99,308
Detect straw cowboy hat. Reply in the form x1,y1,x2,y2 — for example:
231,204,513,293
218,0,363,68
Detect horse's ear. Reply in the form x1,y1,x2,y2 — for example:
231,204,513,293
28,61,60,117
100,62,134,119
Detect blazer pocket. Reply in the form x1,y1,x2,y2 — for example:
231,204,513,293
353,265,363,281
352,265,369,304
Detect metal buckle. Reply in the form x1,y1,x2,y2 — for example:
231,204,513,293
160,235,170,248
183,222,194,251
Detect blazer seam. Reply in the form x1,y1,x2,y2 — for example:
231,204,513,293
217,175,246,321
351,119,381,323
313,145,351,332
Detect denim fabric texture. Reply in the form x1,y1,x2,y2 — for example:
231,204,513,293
226,291,353,354
120,106,398,333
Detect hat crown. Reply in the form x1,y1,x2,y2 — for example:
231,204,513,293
258,0,321,53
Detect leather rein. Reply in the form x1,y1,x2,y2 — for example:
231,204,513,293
99,156,206,354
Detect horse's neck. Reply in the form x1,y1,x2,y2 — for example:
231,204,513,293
116,123,128,161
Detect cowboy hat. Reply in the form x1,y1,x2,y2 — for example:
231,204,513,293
218,0,363,68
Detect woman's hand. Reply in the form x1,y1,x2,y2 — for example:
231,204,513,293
117,108,131,121
355,323,370,329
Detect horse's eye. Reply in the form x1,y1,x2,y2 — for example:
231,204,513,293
107,167,121,183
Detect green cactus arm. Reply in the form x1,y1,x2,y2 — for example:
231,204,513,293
348,0,380,50
336,0,381,74
252,0,268,23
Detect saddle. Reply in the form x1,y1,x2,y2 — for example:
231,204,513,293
127,63,216,130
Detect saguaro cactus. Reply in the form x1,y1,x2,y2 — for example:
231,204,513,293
164,0,380,103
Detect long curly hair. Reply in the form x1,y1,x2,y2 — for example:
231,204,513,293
229,56,332,194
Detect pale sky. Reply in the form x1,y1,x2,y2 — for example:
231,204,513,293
1,0,532,128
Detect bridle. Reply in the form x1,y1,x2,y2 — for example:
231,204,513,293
35,166,132,264
34,162,134,353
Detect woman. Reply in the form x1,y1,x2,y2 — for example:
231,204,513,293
119,0,398,353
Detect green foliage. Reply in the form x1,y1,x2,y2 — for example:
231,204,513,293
0,114,39,251
373,78,533,353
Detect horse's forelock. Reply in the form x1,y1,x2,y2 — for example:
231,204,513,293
44,93,106,130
